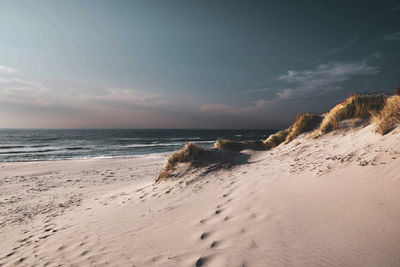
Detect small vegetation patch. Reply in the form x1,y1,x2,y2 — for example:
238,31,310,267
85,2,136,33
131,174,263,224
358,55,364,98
285,113,322,143
214,139,267,152
157,143,205,182
263,128,291,149
315,93,386,136
372,95,400,135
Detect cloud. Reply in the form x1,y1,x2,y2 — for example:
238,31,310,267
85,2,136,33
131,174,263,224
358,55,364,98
383,32,400,42
370,52,383,59
0,65,18,74
0,66,49,106
319,37,358,57
78,87,166,108
391,6,400,12
199,99,266,115
0,63,172,126
0,64,173,127
0,65,166,110
277,59,379,100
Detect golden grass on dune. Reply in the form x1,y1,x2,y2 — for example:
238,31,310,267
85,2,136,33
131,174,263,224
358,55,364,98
315,94,386,136
372,95,400,135
263,113,322,147
214,139,266,152
263,128,291,149
157,143,205,182
285,113,322,143
215,139,245,152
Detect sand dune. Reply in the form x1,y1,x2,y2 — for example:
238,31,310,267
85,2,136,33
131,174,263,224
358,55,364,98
1,125,400,266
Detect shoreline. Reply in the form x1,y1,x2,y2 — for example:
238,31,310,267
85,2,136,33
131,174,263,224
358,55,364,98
0,151,171,164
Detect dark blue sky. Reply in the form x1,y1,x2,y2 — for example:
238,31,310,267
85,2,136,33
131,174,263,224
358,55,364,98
0,0,399,128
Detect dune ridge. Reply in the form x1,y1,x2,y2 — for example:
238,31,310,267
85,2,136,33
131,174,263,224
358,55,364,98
208,92,399,155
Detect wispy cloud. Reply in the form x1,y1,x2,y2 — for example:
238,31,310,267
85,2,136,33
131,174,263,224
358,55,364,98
391,5,400,12
370,52,383,59
383,32,400,42
276,59,379,100
0,65,49,106
0,65,166,110
0,65,18,74
78,87,166,108
199,99,267,115
0,64,173,127
319,37,358,57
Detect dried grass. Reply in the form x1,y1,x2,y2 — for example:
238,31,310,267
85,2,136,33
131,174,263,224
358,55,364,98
372,95,400,135
285,113,322,143
315,94,386,136
263,128,291,149
214,139,267,152
157,143,205,182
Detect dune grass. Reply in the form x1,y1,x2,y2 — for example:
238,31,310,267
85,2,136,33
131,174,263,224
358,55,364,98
214,139,245,152
372,95,400,135
263,128,291,149
285,113,322,143
315,93,386,136
157,143,205,182
214,139,266,152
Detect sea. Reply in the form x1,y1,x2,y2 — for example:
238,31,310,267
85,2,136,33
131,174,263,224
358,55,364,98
0,129,274,162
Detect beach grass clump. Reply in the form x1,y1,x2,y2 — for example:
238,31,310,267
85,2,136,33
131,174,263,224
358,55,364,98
214,139,266,152
263,128,291,148
372,95,400,135
316,93,386,136
214,139,245,152
157,143,205,182
285,113,322,143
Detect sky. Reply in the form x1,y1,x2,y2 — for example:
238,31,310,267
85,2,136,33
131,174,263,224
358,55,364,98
0,0,399,129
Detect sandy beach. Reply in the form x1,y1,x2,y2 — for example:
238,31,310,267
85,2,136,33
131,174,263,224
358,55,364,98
1,1,399,266
0,124,399,266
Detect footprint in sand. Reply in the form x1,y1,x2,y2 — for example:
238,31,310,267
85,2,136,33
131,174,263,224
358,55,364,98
16,257,26,264
195,256,208,267
200,232,209,240
80,250,89,256
6,251,15,257
210,241,219,248
249,240,258,249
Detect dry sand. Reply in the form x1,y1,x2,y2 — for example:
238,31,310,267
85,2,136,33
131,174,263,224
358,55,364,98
1,124,400,266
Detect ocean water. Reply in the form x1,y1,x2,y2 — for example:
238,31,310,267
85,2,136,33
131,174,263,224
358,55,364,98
0,129,274,162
